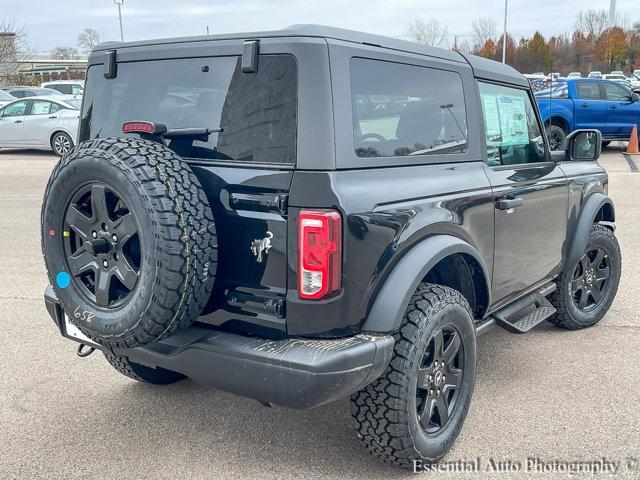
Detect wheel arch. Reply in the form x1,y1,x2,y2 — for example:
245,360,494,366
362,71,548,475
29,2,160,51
546,115,570,133
565,193,615,270
362,235,491,333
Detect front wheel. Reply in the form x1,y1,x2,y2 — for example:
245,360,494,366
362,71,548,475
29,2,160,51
549,224,621,329
546,125,566,151
51,132,74,157
351,284,476,469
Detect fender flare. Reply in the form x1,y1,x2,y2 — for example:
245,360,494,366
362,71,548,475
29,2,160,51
362,235,491,333
565,193,615,270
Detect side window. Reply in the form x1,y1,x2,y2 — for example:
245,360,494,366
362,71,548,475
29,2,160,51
2,101,29,117
603,82,630,101
57,85,72,95
10,90,25,98
72,85,83,95
31,100,52,115
49,103,62,114
576,82,602,100
350,58,468,158
478,82,546,166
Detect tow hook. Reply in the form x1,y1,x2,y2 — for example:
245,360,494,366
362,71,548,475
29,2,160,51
76,343,95,358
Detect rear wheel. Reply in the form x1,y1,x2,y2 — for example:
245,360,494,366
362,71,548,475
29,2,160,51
546,125,566,151
602,141,612,148
51,131,74,157
549,224,621,329
351,284,476,469
104,352,185,384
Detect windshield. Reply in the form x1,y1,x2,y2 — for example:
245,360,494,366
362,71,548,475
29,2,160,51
39,88,62,96
63,98,82,109
80,55,297,164
0,90,15,101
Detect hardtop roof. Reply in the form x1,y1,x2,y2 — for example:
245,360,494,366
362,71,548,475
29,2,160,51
93,24,528,87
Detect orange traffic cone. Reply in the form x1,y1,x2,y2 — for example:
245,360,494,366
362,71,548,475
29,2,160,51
627,125,640,155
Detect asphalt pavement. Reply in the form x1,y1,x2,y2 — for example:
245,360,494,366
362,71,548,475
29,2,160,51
0,145,638,479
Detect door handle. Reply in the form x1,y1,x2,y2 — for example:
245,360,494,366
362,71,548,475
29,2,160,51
609,105,618,109
496,197,524,210
580,103,588,108
48,115,58,119
14,120,22,123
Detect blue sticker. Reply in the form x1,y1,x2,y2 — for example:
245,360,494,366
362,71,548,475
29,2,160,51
56,271,71,289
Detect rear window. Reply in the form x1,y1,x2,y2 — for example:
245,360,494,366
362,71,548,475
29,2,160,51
350,58,468,158
532,80,568,98
80,55,297,164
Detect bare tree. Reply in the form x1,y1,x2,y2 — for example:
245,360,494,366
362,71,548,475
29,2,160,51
77,28,101,52
472,17,497,46
51,46,79,60
575,10,609,38
407,19,450,48
0,17,32,79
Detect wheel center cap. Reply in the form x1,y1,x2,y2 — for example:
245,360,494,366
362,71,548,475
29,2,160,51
433,370,444,387
86,237,111,256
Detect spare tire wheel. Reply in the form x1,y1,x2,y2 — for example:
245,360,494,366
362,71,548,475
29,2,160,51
41,137,217,348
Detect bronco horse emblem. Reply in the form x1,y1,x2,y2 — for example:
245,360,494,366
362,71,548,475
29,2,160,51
250,231,273,263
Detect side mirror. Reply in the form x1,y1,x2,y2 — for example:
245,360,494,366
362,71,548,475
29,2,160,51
567,129,602,161
631,92,640,103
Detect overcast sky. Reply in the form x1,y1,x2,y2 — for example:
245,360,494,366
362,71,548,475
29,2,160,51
4,0,640,54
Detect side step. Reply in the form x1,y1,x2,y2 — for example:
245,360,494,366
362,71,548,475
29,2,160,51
492,285,557,334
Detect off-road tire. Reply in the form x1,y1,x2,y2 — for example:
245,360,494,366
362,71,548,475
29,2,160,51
41,137,217,348
549,224,621,330
351,284,476,469
104,352,185,384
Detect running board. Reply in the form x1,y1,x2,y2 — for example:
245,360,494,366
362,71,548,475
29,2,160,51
492,284,557,334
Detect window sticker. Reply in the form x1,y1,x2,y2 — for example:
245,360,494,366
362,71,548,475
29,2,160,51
481,94,529,147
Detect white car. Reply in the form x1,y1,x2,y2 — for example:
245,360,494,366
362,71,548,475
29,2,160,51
0,90,16,107
602,74,633,89
567,72,582,78
587,71,602,78
610,70,624,76
40,80,84,96
0,96,81,156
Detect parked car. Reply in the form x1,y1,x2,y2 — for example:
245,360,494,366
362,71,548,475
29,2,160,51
40,25,620,470
625,74,640,91
536,78,640,149
2,86,63,98
0,96,80,155
602,74,633,89
0,89,16,107
610,70,624,76
567,71,582,78
548,72,562,78
587,71,602,78
40,80,84,96
634,69,640,79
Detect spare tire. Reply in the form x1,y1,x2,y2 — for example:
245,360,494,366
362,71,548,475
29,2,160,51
41,137,217,348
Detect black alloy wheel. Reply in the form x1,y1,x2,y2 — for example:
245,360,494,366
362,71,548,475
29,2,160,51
416,325,464,434
570,247,610,312
63,183,141,308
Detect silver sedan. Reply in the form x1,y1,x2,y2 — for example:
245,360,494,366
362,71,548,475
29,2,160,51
0,96,81,156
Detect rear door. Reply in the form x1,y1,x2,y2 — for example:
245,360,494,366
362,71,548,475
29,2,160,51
478,82,569,304
573,81,607,132
22,100,57,146
602,81,640,138
79,53,298,334
0,100,30,146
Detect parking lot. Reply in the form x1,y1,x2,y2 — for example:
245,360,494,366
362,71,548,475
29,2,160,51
0,146,639,479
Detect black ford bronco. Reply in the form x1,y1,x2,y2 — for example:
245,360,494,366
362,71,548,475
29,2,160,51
41,25,621,469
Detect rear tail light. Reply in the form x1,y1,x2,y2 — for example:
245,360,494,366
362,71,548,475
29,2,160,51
122,121,167,135
298,209,342,300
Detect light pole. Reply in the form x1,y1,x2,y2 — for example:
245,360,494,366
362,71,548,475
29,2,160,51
114,0,124,42
502,0,508,63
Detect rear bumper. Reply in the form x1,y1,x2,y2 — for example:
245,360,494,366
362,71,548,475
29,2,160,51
45,285,394,409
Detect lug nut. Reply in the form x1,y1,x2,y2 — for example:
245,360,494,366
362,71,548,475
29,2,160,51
441,362,445,368
428,374,433,381
91,231,98,239
429,389,433,395
112,234,118,242
437,389,441,396
102,260,109,268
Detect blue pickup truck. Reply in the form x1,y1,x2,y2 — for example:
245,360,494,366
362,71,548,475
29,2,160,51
534,78,640,150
